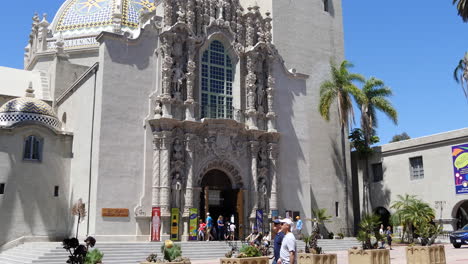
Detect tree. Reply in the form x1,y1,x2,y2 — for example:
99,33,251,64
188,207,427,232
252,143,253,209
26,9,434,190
390,194,435,243
72,199,87,238
390,132,410,143
453,52,468,98
453,0,468,22
355,77,398,215
319,60,364,235
356,214,382,249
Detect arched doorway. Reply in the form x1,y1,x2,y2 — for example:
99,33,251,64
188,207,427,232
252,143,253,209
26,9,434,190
374,207,391,229
200,169,240,240
454,200,468,229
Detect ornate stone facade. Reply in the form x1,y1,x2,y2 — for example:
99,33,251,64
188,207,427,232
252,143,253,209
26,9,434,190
149,0,281,240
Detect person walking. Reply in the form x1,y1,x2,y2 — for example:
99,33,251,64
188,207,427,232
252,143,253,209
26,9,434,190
197,220,206,241
278,218,296,264
379,224,385,249
206,213,214,241
385,226,393,250
229,222,236,240
217,216,225,241
295,216,303,239
272,219,284,264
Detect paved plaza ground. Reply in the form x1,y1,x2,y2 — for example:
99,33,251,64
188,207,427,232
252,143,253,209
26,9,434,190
191,244,468,264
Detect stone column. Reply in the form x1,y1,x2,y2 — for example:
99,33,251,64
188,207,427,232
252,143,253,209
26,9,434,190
182,134,196,241
163,0,174,27
185,38,196,121
249,141,259,221
161,34,174,118
158,132,173,240
266,56,277,132
268,143,279,218
246,52,258,129
152,138,161,206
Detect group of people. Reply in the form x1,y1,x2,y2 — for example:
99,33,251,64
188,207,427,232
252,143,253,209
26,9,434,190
272,218,297,264
198,213,236,241
379,224,393,250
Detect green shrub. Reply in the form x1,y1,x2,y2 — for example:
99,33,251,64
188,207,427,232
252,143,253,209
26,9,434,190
161,243,182,262
238,245,261,258
84,249,103,264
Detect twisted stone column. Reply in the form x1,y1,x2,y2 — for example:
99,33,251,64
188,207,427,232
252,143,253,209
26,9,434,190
250,141,259,219
158,132,173,240
182,134,196,241
152,138,161,206
268,143,279,217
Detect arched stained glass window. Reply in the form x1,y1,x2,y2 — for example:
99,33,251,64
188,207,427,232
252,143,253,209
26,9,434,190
201,40,233,119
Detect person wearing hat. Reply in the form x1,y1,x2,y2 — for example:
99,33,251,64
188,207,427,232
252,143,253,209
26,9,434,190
295,216,303,239
278,218,297,264
272,219,284,264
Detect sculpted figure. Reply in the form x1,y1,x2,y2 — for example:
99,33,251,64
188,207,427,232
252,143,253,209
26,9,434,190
172,62,186,94
173,138,184,161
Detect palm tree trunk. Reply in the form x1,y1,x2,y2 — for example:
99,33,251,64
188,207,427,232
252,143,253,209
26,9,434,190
340,125,350,236
363,156,370,215
76,214,80,238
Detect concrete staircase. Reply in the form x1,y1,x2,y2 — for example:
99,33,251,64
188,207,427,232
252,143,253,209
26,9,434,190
0,239,361,264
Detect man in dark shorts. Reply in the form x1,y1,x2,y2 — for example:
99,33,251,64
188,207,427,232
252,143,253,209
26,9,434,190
272,219,284,264
385,226,393,250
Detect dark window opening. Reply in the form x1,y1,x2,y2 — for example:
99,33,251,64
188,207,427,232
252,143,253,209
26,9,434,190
323,0,329,12
0,183,4,194
23,135,42,161
54,186,59,197
335,202,339,217
372,163,383,182
410,156,424,180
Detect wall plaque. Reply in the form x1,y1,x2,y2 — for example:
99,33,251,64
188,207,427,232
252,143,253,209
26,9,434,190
102,208,129,217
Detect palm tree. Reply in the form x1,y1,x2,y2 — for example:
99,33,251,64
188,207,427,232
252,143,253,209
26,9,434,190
454,52,468,98
356,77,398,214
453,0,468,22
319,60,364,235
356,213,382,249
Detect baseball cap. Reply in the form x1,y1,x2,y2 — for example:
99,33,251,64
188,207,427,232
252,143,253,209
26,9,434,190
273,219,281,224
279,218,294,226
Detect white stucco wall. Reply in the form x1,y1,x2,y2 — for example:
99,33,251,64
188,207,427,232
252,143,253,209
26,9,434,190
269,0,350,234
0,125,72,246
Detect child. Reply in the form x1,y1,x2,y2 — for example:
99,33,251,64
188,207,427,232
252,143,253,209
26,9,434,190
198,220,206,241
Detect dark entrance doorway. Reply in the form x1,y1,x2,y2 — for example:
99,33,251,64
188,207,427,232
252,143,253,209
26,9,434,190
200,169,240,240
374,207,391,229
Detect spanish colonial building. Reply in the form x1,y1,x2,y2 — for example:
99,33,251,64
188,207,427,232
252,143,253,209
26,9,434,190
0,0,349,247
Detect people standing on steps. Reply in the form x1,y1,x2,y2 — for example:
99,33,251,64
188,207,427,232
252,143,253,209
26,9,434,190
272,219,284,264
295,216,303,239
206,213,214,241
278,218,296,264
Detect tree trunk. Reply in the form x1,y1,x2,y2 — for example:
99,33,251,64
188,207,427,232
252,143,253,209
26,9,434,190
340,125,350,236
76,215,80,238
362,156,370,215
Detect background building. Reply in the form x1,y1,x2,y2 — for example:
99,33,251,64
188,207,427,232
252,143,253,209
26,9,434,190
352,128,468,232
0,0,349,248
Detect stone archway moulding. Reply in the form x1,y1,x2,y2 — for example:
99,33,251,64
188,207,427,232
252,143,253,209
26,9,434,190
196,159,244,189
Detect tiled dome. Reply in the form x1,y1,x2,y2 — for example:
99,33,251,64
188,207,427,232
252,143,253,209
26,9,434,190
51,0,156,37
0,97,56,117
0,85,61,130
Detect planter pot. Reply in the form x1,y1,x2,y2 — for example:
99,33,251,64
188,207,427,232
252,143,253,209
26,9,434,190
298,253,337,264
140,261,190,264
348,249,390,264
219,256,269,264
406,245,446,264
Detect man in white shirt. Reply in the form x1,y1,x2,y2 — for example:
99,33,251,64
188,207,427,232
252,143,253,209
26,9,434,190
278,218,296,264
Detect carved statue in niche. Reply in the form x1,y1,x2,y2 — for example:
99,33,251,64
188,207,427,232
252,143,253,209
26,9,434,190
256,53,267,113
217,0,224,20
258,144,268,168
258,177,268,209
172,138,184,161
172,62,186,98
171,172,183,208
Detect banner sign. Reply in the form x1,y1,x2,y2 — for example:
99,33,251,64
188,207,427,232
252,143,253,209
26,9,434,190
101,208,129,217
189,208,198,241
256,209,263,233
453,144,468,194
171,208,180,241
151,207,161,241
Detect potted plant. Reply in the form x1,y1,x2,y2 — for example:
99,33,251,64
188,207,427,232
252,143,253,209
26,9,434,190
85,249,104,264
297,223,337,264
142,240,191,264
348,214,390,264
220,244,269,264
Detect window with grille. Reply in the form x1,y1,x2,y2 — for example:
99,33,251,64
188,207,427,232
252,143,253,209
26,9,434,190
372,163,383,182
23,135,42,161
410,156,424,180
201,40,233,119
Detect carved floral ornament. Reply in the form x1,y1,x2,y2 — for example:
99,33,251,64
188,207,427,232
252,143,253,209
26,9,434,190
155,0,279,131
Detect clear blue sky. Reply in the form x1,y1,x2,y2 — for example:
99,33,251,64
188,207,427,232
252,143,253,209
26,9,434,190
1,1,467,144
